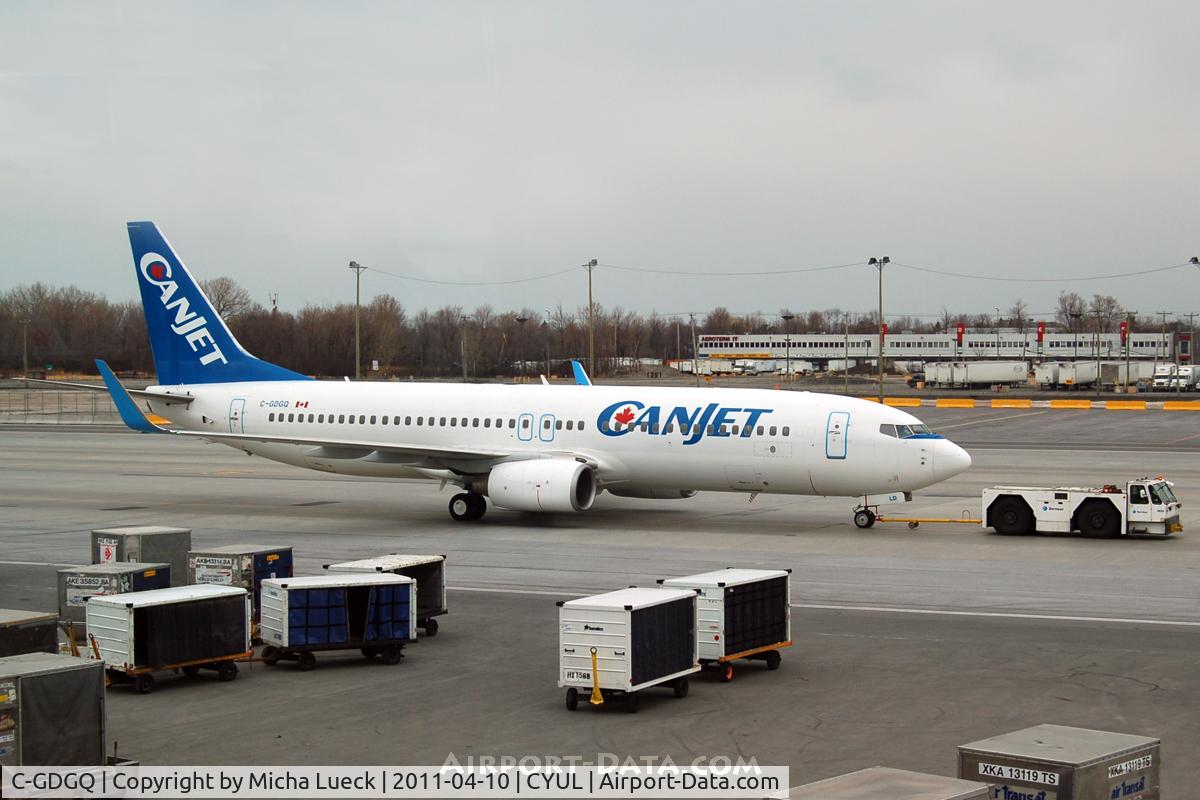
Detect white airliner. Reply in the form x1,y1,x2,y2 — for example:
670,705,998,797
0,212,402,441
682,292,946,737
51,222,972,526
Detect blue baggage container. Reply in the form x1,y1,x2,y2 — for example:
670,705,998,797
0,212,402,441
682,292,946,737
259,573,415,670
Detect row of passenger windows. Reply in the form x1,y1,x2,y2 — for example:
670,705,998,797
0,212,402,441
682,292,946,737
600,421,791,437
266,412,587,431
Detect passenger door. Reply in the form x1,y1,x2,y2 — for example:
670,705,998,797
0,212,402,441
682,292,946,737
825,411,849,459
228,398,246,433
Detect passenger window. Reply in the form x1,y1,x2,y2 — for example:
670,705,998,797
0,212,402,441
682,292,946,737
370,415,377,425
358,415,365,424
681,424,691,435
495,418,502,428
665,424,674,433
640,423,649,433
757,425,764,435
509,419,516,429
732,425,740,436
522,418,530,429
719,425,729,436
473,418,479,427
769,426,777,436
461,418,467,427
440,417,447,426
269,413,275,422
308,414,314,423
578,421,585,431
403,416,410,425
450,418,457,427
338,414,345,424
707,425,715,435
879,424,897,437
484,418,491,428
287,413,294,422
347,415,355,424
566,420,573,430
1130,485,1148,505
416,416,423,425
544,418,552,430
555,420,562,430
318,414,325,423
782,426,790,436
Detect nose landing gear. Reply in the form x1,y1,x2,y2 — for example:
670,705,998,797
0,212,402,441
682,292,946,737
853,508,877,529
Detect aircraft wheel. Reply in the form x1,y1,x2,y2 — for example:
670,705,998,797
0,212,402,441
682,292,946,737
448,493,472,521
465,493,487,520
853,510,876,529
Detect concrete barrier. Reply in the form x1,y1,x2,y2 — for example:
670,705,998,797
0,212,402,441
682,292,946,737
883,397,922,407
1048,399,1092,409
1163,400,1200,411
1105,400,1148,410
935,398,976,408
990,399,1032,409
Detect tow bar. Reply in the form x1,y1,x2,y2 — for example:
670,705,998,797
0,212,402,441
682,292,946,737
874,510,982,529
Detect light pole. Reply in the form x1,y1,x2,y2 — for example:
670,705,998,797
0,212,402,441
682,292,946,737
348,261,367,379
995,307,1001,360
689,313,699,387
516,316,529,381
1155,310,1172,388
869,256,889,402
843,314,850,394
1124,311,1137,393
781,312,794,382
584,259,597,378
1093,309,1103,399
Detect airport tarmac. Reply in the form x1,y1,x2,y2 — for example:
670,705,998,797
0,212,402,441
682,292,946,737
1,408,1198,791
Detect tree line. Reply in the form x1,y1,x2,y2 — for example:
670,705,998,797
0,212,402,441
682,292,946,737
0,279,1168,378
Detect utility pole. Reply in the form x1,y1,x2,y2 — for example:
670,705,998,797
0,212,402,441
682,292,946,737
21,318,30,378
1093,309,1103,399
516,316,529,381
843,315,850,394
348,261,367,379
781,312,795,383
584,259,598,378
1123,311,1137,393
689,313,699,387
995,307,1001,360
1156,310,1172,389
869,256,889,402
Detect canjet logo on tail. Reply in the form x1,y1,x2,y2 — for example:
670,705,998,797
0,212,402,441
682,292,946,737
139,253,228,367
597,400,773,446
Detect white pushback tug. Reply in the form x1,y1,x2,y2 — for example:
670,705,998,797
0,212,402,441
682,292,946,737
982,477,1183,537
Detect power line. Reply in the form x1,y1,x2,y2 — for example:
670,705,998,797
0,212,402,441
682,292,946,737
600,261,866,277
366,264,580,286
893,261,1193,283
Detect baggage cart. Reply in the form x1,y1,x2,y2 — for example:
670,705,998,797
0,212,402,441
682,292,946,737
557,588,699,713
188,544,293,629
0,610,58,658
323,554,446,635
57,562,171,640
958,724,1160,800
91,526,191,586
659,568,792,682
86,585,251,694
0,652,106,766
259,573,416,671
781,766,989,799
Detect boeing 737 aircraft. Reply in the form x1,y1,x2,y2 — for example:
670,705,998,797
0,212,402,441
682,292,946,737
48,222,972,526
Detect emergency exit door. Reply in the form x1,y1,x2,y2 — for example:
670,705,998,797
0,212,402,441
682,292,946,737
825,411,849,459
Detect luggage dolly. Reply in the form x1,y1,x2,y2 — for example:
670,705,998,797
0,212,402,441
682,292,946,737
563,647,690,714
104,650,251,695
701,641,791,682
261,641,407,671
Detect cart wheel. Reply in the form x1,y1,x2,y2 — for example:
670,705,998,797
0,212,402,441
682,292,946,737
182,665,201,677
764,650,782,671
134,674,155,695
565,688,579,711
626,693,640,714
907,521,920,530
217,661,238,682
262,646,279,666
721,663,734,682
673,677,689,698
423,618,439,637
297,652,317,671
379,645,403,665
361,646,379,660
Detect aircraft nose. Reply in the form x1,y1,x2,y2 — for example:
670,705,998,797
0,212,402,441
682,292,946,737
933,439,972,482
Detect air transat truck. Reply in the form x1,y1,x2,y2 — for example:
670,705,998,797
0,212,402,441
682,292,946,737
983,478,1182,537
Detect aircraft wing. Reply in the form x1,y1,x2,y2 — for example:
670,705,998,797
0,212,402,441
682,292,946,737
168,429,599,472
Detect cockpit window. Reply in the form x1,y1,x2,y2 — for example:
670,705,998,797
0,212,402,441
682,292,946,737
909,424,932,435
896,424,913,438
879,424,897,437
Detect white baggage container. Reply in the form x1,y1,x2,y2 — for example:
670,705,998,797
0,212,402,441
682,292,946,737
557,587,699,713
260,573,416,671
323,554,447,635
658,568,791,681
86,585,251,694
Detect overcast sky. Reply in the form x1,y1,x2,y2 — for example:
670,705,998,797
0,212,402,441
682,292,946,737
2,2,1198,323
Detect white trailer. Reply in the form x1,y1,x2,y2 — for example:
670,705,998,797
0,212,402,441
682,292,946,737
926,361,1028,388
657,568,791,681
557,587,699,713
1034,361,1062,388
1171,364,1198,390
1060,360,1099,387
982,478,1182,538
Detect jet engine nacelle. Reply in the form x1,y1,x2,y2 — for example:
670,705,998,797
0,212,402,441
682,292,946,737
605,486,697,500
483,459,597,513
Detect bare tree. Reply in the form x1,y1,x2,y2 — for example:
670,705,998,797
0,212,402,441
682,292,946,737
1055,291,1086,330
200,277,257,319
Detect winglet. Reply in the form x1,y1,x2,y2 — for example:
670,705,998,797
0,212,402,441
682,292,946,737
571,360,592,386
95,360,164,433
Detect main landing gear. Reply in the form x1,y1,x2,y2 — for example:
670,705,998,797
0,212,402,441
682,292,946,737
853,507,877,529
449,492,487,521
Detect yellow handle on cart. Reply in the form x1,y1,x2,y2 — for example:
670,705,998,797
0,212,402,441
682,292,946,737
589,647,604,706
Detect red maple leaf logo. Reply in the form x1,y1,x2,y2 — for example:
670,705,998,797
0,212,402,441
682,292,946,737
614,406,635,425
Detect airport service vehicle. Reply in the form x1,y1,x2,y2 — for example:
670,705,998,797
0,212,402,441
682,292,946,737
260,573,416,670
657,568,791,682
86,585,252,693
36,222,971,525
557,588,699,713
982,478,1182,537
323,554,447,635
1170,364,1197,390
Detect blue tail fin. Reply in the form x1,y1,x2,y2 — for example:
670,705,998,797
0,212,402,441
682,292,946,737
127,221,310,384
